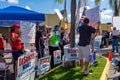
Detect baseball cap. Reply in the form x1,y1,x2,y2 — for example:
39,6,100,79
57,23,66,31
11,24,20,29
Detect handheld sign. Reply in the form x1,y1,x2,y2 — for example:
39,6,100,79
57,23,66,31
20,21,36,43
54,9,64,20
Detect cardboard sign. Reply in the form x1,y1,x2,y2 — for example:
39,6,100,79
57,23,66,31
20,21,36,43
17,52,35,79
37,56,51,75
54,50,61,65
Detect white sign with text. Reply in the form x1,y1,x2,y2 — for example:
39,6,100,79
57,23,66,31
37,56,51,75
20,21,36,43
17,52,35,79
113,17,120,30
54,50,61,65
64,45,80,60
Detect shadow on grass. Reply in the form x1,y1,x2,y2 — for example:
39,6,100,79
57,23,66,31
39,66,85,80
38,56,106,80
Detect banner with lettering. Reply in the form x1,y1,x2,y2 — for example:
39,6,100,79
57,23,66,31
64,45,80,60
20,21,36,43
17,52,35,79
54,50,61,65
37,56,51,75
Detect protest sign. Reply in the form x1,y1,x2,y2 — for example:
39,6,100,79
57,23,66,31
54,9,63,20
16,71,35,80
54,50,61,65
85,6,100,24
64,45,80,60
20,21,36,43
37,56,51,75
113,17,120,30
17,52,35,79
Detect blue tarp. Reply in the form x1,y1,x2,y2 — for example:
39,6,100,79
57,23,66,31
0,6,45,22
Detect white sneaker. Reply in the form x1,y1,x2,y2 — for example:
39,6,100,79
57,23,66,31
84,70,89,75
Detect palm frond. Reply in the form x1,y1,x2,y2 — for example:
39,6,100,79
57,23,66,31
95,0,102,5
55,0,64,4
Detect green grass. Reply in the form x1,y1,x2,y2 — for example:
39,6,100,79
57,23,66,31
38,56,107,80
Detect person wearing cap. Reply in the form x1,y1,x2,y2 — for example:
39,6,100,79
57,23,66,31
9,24,23,79
0,33,6,50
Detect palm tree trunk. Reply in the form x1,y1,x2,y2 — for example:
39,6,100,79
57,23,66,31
70,0,76,48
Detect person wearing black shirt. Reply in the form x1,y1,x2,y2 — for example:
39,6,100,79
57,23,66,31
78,18,96,75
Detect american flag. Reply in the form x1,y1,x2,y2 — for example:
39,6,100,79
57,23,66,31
76,6,86,33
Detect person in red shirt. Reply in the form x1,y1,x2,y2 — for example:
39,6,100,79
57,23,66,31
0,33,5,50
10,24,24,79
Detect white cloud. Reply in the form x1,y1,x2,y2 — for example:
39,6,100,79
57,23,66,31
101,9,113,23
25,6,32,10
7,0,18,4
101,9,112,15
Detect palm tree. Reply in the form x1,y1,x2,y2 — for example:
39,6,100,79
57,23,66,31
56,0,76,48
95,0,120,16
109,0,119,16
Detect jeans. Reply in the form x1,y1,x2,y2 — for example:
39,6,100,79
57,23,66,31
112,39,119,52
38,46,44,59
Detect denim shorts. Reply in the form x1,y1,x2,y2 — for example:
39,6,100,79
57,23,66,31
12,50,23,61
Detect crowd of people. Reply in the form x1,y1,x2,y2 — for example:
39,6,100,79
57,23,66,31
0,18,120,79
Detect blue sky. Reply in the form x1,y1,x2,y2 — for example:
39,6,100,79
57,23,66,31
0,0,113,23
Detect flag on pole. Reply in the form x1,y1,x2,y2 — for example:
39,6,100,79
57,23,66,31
76,6,86,33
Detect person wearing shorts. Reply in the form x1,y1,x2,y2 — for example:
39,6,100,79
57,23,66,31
78,18,96,75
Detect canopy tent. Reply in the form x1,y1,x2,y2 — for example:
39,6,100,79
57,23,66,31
0,6,45,22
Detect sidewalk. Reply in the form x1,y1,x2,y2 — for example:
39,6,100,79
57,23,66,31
101,46,120,80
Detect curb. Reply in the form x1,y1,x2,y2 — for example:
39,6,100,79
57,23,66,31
100,57,110,80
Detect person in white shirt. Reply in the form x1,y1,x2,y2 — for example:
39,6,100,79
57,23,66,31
111,27,119,53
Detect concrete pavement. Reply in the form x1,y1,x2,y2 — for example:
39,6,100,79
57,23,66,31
101,46,120,80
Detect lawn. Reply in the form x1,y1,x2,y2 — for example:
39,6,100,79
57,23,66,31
38,56,107,80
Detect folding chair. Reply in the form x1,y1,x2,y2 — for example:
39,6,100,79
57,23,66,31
0,62,7,80
0,52,10,80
